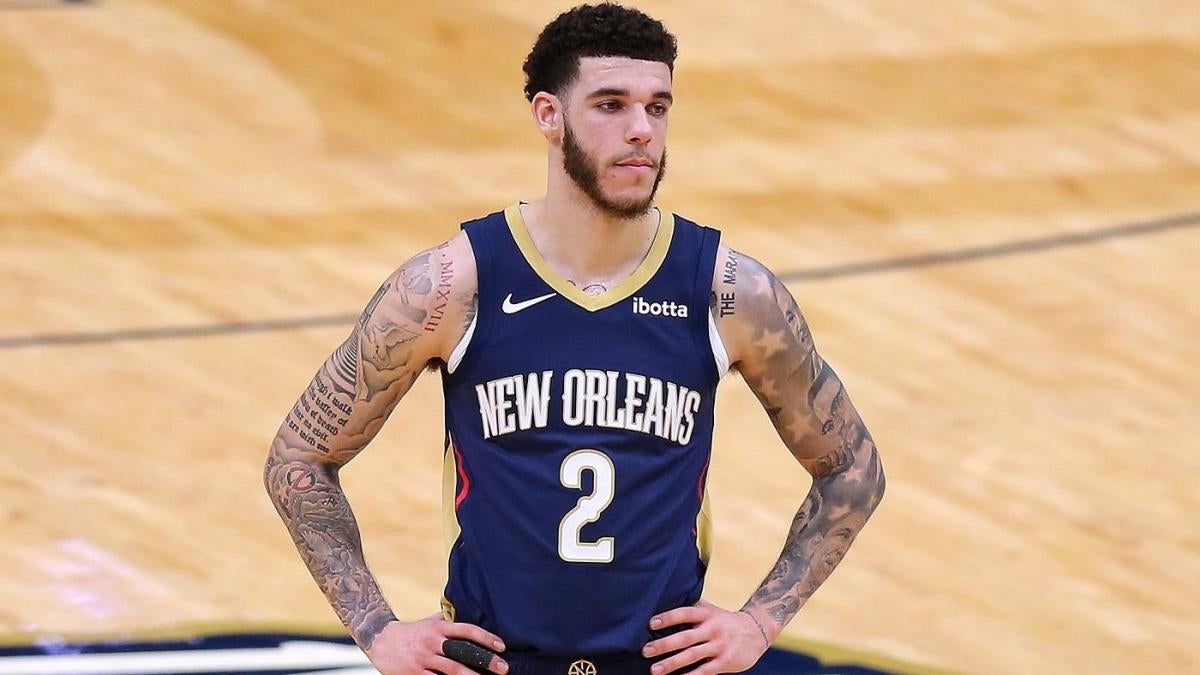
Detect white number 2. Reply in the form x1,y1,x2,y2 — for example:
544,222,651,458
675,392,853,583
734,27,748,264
558,449,616,563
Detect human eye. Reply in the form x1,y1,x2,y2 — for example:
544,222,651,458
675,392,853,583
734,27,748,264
648,103,669,117
597,100,622,112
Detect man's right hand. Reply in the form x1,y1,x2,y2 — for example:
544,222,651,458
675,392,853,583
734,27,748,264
365,614,509,675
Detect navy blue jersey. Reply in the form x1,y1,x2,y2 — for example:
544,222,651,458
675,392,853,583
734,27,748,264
439,204,726,656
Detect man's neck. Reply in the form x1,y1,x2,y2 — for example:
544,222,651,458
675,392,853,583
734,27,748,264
520,190,659,291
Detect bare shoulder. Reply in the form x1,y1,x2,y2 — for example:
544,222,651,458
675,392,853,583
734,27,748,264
710,242,813,368
363,230,479,369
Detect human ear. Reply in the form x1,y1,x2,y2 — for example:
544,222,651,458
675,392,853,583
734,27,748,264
531,92,563,144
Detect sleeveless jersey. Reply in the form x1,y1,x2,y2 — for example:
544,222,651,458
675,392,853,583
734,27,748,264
440,203,727,656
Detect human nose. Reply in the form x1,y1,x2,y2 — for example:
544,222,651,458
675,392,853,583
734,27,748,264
625,105,654,145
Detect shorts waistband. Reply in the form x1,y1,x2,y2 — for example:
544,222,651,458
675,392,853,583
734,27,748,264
501,650,705,675
495,625,699,675
501,650,651,675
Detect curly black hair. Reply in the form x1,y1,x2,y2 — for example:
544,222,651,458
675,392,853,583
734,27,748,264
522,3,678,102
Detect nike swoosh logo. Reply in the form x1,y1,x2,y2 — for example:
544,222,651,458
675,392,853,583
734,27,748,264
502,292,557,314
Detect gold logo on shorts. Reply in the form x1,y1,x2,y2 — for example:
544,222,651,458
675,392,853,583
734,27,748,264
568,659,597,675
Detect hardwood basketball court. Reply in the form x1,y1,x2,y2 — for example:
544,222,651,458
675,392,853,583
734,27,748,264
1,1,1197,672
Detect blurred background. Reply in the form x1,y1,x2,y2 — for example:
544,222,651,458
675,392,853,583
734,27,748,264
1,1,1198,673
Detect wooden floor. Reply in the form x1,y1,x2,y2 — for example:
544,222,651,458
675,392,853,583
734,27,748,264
2,1,1198,672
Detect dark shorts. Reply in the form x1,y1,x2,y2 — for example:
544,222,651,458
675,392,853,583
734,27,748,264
475,624,700,675
501,650,702,675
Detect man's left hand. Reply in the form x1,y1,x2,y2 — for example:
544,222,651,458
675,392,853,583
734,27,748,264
642,600,770,674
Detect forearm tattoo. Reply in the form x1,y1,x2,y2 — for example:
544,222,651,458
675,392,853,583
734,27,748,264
732,256,886,633
264,245,466,649
264,448,397,647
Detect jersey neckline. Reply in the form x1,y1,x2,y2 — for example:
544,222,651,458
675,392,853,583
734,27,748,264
502,202,676,312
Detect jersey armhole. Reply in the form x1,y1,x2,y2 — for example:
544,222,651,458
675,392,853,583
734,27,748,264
707,310,731,379
444,218,492,378
446,313,477,375
690,224,729,385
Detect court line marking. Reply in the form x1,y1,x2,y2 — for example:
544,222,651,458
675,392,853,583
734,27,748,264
1,209,1196,350
0,0,96,10
0,621,958,675
0,314,358,349
0,641,368,674
781,209,1199,281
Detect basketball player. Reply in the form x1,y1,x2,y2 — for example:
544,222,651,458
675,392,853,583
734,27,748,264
264,4,885,674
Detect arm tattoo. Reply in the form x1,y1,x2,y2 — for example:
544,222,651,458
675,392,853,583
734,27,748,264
718,249,738,317
264,450,397,647
463,292,479,332
265,246,453,649
731,255,886,633
425,242,454,332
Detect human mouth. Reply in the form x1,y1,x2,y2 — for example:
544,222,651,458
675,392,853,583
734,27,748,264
614,158,655,176
615,158,654,168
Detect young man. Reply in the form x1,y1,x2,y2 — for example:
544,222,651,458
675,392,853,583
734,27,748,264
264,4,885,675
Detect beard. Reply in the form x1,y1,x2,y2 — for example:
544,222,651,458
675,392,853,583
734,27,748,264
562,122,667,219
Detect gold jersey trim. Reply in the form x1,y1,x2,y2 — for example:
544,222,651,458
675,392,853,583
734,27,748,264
441,436,463,621
696,486,713,566
503,203,676,312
